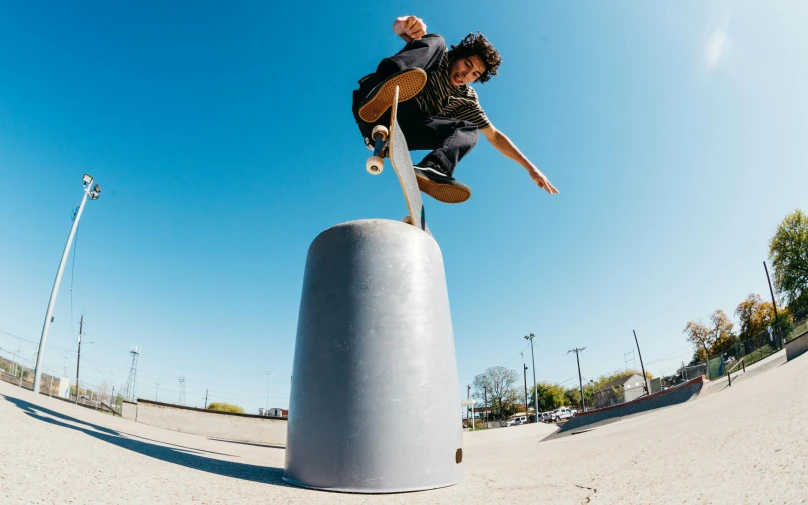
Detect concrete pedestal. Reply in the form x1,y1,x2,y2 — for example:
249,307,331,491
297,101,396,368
283,219,464,493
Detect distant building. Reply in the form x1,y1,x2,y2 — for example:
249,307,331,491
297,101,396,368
593,373,648,409
258,407,288,418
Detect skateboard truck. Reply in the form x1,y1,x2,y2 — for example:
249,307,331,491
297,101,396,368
365,125,388,175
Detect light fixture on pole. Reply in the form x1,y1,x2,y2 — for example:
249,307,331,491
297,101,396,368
33,174,102,394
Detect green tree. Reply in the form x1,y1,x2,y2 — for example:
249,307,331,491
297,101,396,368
735,293,774,340
564,388,581,410
530,382,566,412
207,402,245,414
769,209,808,314
473,366,519,420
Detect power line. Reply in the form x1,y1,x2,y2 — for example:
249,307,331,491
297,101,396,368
0,330,77,354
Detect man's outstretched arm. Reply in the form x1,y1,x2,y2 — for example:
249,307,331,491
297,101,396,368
481,125,558,195
392,16,427,43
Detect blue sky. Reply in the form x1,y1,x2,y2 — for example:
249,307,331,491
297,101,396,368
1,1,806,412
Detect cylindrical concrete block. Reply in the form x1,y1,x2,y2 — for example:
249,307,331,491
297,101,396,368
284,219,464,493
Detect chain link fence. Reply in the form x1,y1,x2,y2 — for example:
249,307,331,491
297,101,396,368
690,306,808,381
0,347,122,415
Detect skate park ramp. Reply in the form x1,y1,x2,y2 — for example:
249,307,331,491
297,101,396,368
3,347,808,503
543,376,705,441
463,421,556,448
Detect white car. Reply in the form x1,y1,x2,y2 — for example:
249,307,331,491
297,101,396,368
555,407,574,421
541,411,553,423
506,415,527,426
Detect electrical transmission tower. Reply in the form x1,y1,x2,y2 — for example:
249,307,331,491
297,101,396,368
122,346,141,401
624,350,636,372
178,376,186,406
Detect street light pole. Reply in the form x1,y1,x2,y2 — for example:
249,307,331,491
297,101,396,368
523,364,529,419
33,175,101,394
525,333,539,422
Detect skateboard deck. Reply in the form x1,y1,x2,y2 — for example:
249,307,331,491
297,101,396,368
388,87,430,234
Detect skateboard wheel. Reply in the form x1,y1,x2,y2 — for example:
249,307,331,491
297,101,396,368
366,156,384,175
371,125,389,141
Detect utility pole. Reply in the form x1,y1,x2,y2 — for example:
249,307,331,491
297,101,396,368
75,315,84,404
178,377,186,406
466,384,471,422
524,333,539,423
523,364,529,419
633,330,649,395
155,377,160,402
204,389,209,409
33,175,101,394
13,348,22,387
265,372,275,412
568,347,587,412
483,385,488,424
764,261,782,348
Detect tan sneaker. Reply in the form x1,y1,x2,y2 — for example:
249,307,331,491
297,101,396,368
358,68,427,122
413,165,472,204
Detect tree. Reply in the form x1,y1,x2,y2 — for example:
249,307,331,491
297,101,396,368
735,293,774,341
530,382,566,412
769,209,808,314
207,402,245,414
683,309,736,359
564,388,581,410
473,366,519,420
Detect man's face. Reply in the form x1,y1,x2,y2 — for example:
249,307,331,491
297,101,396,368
449,54,486,86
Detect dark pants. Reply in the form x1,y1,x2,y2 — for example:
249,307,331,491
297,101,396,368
351,35,479,176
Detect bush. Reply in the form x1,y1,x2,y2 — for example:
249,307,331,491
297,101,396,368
207,402,245,414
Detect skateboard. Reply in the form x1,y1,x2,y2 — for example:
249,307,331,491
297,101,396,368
365,86,430,234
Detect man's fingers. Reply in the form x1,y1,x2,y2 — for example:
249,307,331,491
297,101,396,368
410,28,426,40
404,16,418,30
532,172,558,195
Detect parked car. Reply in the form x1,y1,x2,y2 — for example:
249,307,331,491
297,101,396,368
541,411,552,423
556,407,573,421
507,415,528,426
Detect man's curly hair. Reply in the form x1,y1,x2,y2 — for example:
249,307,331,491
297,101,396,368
447,32,502,84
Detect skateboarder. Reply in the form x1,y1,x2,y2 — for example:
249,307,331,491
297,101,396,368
353,15,558,204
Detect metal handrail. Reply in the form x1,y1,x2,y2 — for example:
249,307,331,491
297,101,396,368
726,358,746,387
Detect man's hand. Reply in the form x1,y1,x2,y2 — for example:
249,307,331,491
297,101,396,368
393,16,426,43
527,166,559,195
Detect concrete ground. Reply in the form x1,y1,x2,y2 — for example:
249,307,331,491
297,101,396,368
1,351,806,504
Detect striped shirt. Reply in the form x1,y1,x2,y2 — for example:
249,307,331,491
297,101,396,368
416,51,491,130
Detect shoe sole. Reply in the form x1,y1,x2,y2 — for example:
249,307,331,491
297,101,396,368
358,69,427,123
415,173,472,204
